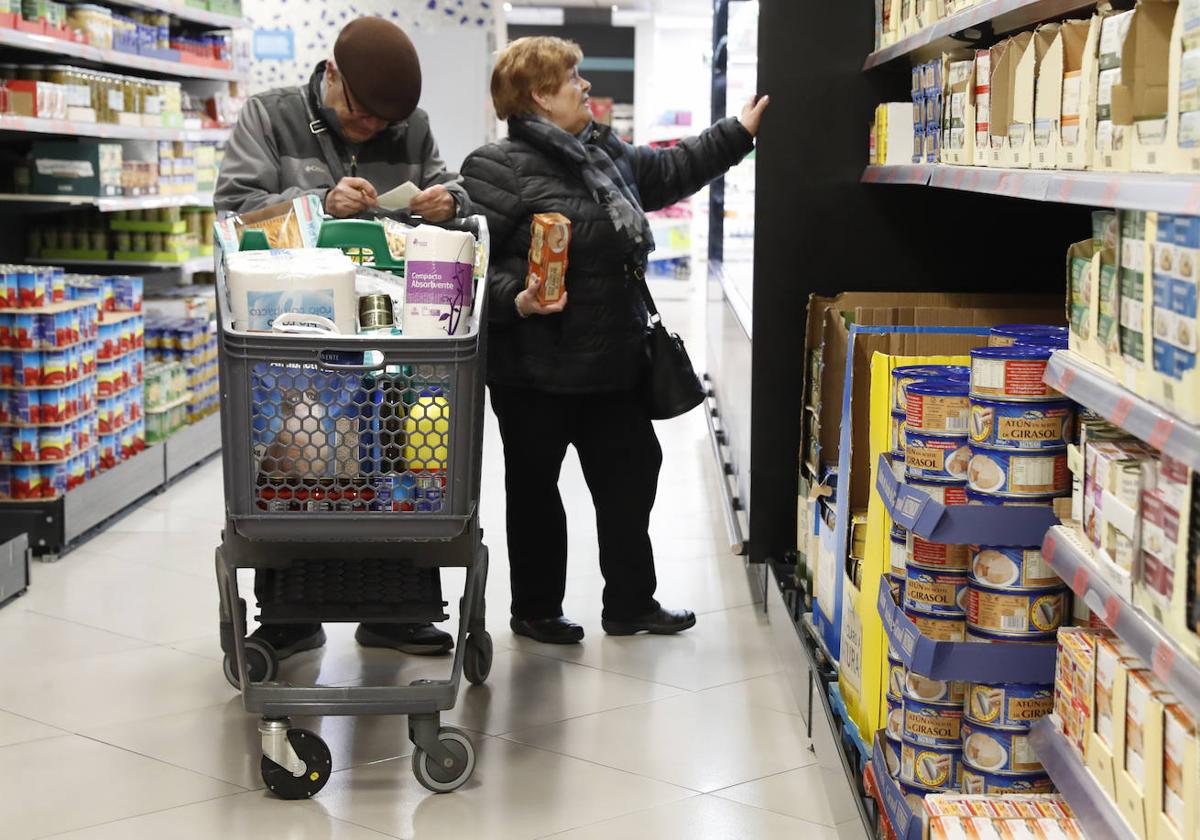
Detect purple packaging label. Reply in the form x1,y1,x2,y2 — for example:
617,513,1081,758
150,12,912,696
406,259,473,324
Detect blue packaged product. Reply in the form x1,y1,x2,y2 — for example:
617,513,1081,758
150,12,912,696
12,313,35,349
966,445,1069,497
961,719,1043,773
961,764,1054,796
12,426,37,460
966,583,1068,639
900,737,963,791
965,681,1054,730
891,364,971,411
905,379,970,435
903,567,968,616
10,390,37,425
41,462,67,496
969,545,1060,590
902,695,964,747
886,695,904,743
1013,333,1069,349
988,323,1068,347
970,344,1059,401
969,397,1074,450
15,266,46,308
904,429,970,482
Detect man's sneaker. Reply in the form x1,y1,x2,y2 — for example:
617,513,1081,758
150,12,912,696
355,622,454,655
248,623,327,660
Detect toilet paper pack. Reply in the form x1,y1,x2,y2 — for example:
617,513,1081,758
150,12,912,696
403,225,475,337
225,248,358,334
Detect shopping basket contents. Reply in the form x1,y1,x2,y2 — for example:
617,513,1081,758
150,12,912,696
215,215,492,798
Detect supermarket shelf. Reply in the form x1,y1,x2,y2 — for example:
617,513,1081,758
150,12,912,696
163,409,218,481
0,532,29,605
1042,525,1200,715
115,0,251,30
864,0,1098,69
862,164,1200,213
29,255,213,274
0,115,230,142
0,193,213,212
1028,717,1138,840
0,407,97,428
63,445,162,543
0,373,96,390
101,310,143,324
0,26,246,81
1044,350,1200,472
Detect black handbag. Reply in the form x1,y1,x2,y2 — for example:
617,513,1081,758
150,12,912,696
629,264,707,420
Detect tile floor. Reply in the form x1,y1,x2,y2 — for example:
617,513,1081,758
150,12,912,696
0,293,868,839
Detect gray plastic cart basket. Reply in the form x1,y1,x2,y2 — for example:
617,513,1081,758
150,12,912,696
214,217,492,798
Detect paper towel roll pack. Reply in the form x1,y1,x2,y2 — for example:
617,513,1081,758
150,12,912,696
403,225,475,337
225,248,358,334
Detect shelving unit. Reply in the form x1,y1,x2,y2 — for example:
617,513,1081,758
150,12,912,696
1028,718,1139,840
0,25,245,81
0,115,231,143
863,164,1200,214
28,255,214,277
1042,525,1200,712
864,0,1097,69
0,193,214,211
115,0,249,30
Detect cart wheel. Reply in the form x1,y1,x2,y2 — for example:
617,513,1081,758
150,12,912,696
222,638,277,689
411,726,476,793
463,632,493,686
261,729,332,800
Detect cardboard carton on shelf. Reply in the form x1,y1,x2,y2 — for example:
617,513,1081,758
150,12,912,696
1126,0,1179,173
1046,18,1102,170
989,32,1036,168
1087,636,1137,801
1156,702,1200,840
1096,9,1137,172
941,52,976,166
1116,669,1171,840
1028,23,1064,170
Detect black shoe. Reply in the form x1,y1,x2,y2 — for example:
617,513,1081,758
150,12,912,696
355,622,454,656
602,608,697,636
248,623,327,660
510,616,585,645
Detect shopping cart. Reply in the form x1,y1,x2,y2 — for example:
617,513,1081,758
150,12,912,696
214,217,492,798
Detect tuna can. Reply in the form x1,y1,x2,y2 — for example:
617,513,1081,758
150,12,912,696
906,380,970,435
965,489,1059,508
970,345,1061,401
891,365,970,411
907,531,970,572
887,573,905,607
890,409,906,457
966,682,1054,730
905,430,970,482
966,583,1068,639
966,446,1069,497
961,719,1043,773
904,671,967,705
899,781,932,814
1014,333,1069,350
882,738,901,778
961,765,1054,796
903,568,968,616
906,609,965,642
988,324,1068,348
969,398,1074,450
903,695,964,747
969,545,1060,590
900,738,963,791
886,656,906,701
889,530,908,577
886,695,904,743
907,478,968,507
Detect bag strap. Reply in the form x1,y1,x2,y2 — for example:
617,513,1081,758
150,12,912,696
301,85,351,183
628,263,661,325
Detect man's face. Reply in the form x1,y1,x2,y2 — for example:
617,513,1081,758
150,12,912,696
325,62,390,143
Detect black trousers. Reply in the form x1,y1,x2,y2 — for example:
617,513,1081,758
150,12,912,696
489,385,662,621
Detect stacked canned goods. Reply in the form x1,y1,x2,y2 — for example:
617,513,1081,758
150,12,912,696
898,667,967,797
961,681,1056,795
890,365,971,640
965,325,1073,643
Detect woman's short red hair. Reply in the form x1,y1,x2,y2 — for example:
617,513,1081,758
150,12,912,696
491,36,583,120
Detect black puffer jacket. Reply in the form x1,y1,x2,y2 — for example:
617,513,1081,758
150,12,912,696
461,117,754,394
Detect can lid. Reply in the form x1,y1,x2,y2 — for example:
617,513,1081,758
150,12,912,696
970,344,1054,362
968,395,1073,409
893,364,970,379
990,323,1067,340
907,378,970,397
1013,334,1069,349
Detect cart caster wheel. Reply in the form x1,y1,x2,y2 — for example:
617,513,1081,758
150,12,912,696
223,638,277,689
412,726,476,793
463,632,493,686
261,729,331,800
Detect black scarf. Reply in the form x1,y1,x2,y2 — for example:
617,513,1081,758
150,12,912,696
510,115,655,263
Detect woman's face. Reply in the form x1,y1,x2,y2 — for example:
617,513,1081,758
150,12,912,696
537,66,592,134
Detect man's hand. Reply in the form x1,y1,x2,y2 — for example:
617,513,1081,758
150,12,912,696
325,177,378,218
409,184,456,222
516,277,567,317
739,94,770,137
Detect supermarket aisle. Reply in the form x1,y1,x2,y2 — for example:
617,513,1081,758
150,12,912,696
0,294,865,840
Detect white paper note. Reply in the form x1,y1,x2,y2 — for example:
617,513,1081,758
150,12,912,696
377,181,421,212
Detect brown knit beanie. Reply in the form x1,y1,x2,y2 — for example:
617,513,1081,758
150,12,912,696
333,17,422,122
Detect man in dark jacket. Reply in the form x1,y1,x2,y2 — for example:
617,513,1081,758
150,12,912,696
216,17,459,660
215,16,468,222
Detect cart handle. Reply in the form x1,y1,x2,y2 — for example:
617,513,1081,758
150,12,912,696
316,219,404,270
315,348,388,372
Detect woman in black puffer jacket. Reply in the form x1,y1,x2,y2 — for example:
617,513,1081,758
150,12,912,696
461,36,767,645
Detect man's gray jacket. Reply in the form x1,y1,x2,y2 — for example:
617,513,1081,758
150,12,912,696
214,61,469,217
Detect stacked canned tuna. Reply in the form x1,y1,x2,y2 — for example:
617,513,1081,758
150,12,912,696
965,325,1072,643
891,365,971,640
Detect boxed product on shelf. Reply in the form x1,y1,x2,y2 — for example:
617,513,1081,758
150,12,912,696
1095,9,1135,171
30,140,122,197
1120,210,1151,373
1148,213,1200,424
986,31,1035,168
942,56,975,165
1117,668,1175,839
1159,702,1198,840
1052,17,1102,170
973,49,991,165
872,102,916,165
1087,635,1139,798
